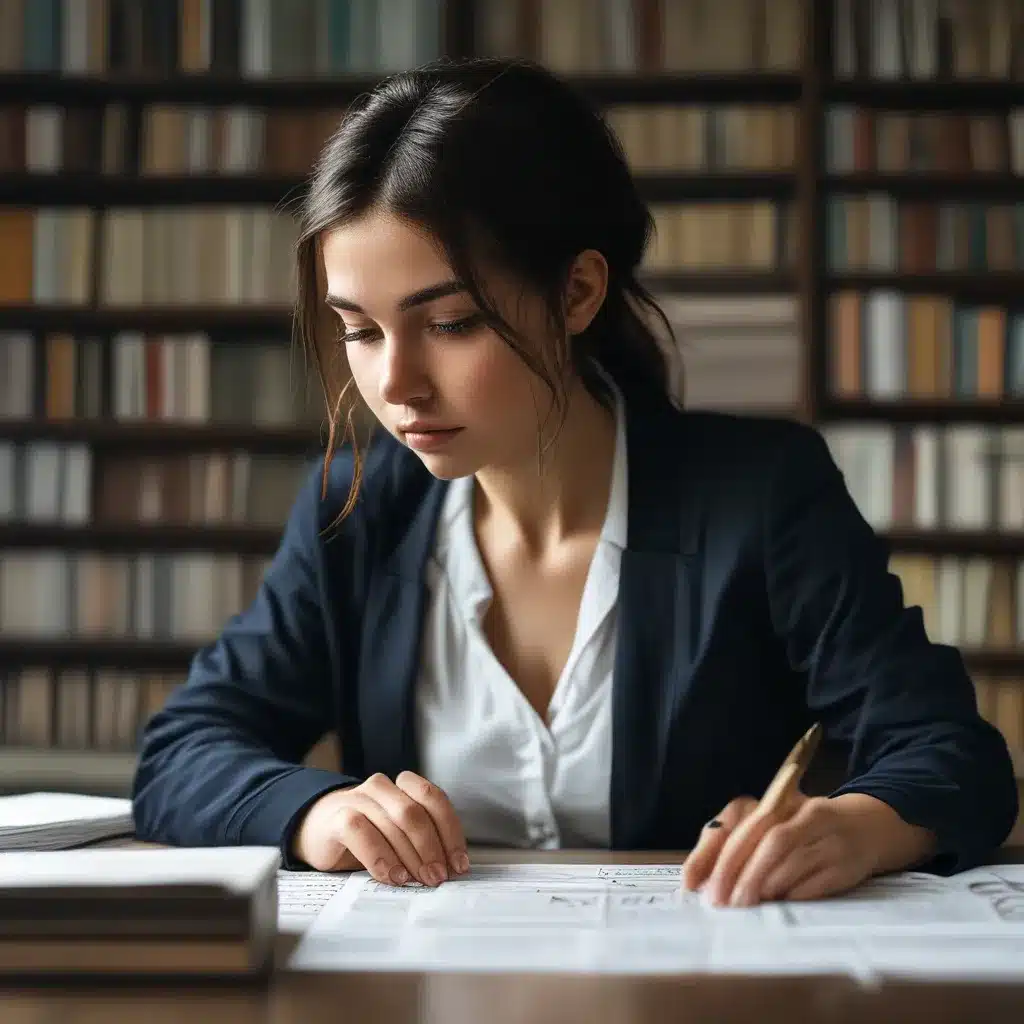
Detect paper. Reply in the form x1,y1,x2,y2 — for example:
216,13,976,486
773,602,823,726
288,862,1024,980
0,792,133,851
277,870,350,933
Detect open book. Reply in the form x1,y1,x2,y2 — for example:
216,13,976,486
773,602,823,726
0,792,134,851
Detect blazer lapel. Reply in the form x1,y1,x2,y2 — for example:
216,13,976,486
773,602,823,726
611,393,702,849
358,459,448,781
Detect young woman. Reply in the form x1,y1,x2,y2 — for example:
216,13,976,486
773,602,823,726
131,58,1017,908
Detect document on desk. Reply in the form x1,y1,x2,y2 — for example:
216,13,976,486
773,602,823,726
287,862,1024,980
277,870,350,932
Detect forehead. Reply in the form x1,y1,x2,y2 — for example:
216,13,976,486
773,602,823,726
320,212,452,310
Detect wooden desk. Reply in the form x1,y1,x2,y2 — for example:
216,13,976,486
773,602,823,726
1,848,1023,1024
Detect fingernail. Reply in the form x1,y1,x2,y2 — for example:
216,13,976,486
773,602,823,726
452,851,470,875
423,862,446,886
390,865,409,885
731,888,750,908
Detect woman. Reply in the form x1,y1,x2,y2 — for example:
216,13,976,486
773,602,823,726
131,58,1017,908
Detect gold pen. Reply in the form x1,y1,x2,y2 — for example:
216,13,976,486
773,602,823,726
756,722,823,817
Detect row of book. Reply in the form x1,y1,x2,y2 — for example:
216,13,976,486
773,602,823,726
646,202,794,271
0,667,1019,792
0,0,805,76
478,0,802,73
827,292,1024,400
660,294,800,412
824,424,1024,533
0,668,178,754
0,444,309,528
5,663,1016,777
0,332,321,426
833,0,1024,81
11,102,1024,180
0,0,443,76
825,107,1024,176
826,198,1024,273
0,551,271,641
0,204,801,308
0,102,799,178
889,555,1024,652
606,105,797,173
0,104,346,178
0,207,301,307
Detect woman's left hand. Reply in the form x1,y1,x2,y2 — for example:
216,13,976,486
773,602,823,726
679,791,936,907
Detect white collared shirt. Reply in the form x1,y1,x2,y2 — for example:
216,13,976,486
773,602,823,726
414,385,628,849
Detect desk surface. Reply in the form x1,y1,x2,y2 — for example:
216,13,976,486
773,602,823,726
3,847,1024,1024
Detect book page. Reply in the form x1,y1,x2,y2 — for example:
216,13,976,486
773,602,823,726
288,862,1024,979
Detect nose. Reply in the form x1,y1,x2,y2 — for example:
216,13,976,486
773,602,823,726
378,333,431,407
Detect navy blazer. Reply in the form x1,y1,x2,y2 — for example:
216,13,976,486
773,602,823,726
131,386,1018,873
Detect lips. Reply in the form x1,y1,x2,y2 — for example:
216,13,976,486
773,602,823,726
400,426,463,453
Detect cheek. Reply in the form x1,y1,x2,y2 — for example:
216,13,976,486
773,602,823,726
452,339,536,420
344,346,379,406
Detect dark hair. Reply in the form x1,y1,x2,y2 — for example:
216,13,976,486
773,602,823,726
293,57,677,518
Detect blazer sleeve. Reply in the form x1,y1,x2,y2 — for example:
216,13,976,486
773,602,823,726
762,423,1018,873
131,460,361,862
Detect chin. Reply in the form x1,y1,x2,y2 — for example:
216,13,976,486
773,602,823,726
412,451,481,480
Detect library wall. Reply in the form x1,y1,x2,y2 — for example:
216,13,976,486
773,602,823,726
1,0,1022,843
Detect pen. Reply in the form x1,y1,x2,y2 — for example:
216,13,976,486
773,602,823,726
756,722,823,817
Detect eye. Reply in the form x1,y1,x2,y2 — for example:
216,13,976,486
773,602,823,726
338,324,380,344
430,314,485,336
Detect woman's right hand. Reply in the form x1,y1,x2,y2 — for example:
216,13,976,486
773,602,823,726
291,771,470,886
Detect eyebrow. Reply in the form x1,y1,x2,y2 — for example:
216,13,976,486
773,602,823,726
324,279,466,314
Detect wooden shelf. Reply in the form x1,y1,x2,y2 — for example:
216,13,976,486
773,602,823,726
964,650,1024,675
0,71,388,105
0,747,136,795
0,174,313,206
0,71,803,106
0,640,198,670
0,305,295,333
825,78,1024,108
0,171,796,206
823,272,1024,300
0,420,322,454
0,523,283,555
881,530,1024,557
819,399,1024,425
824,173,1024,199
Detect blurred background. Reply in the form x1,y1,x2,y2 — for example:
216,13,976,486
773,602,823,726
0,0,1021,843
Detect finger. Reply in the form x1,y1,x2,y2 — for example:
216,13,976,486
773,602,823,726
729,802,831,906
396,771,470,878
365,775,449,886
343,791,427,884
332,804,410,886
364,770,448,884
704,791,806,907
680,798,757,891
760,836,834,902
784,863,853,902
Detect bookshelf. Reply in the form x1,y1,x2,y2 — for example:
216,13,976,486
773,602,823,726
1,0,1023,808
812,0,1024,818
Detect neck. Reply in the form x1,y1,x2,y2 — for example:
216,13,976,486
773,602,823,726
473,376,618,555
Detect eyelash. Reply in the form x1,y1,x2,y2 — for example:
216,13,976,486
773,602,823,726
339,314,484,345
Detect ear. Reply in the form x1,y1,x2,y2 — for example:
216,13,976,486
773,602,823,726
563,249,608,335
